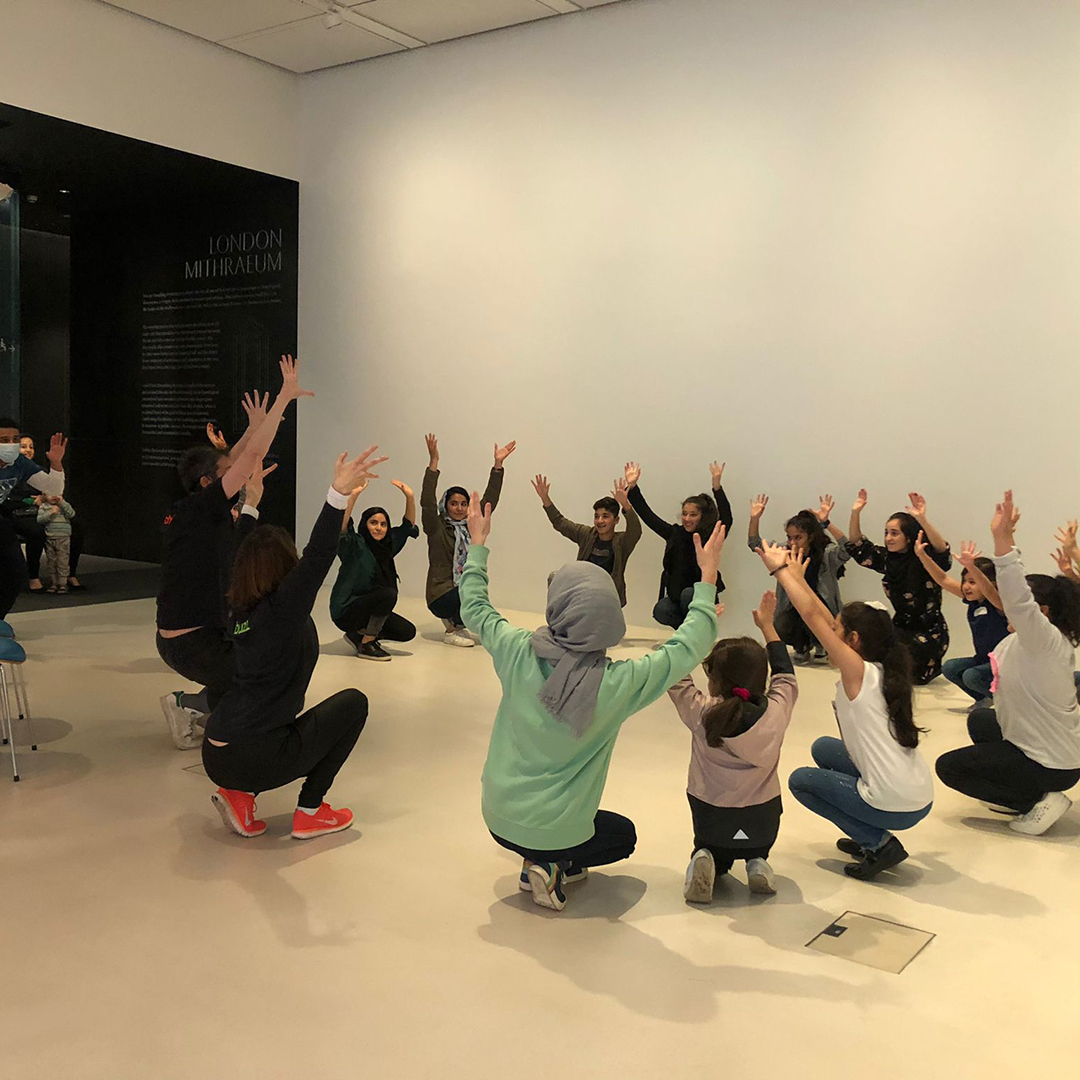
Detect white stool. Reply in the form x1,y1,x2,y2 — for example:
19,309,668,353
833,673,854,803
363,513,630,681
0,637,36,782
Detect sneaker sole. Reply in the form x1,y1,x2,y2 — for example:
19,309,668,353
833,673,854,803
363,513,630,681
160,694,201,750
292,818,354,840
683,855,715,904
747,870,777,895
443,637,475,648
1009,799,1071,836
357,653,392,662
525,864,566,911
210,793,265,838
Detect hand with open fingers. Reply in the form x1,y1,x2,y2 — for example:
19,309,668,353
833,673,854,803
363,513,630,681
785,548,809,580
750,493,769,519
612,478,631,510
755,539,788,574
206,423,228,451
914,530,929,558
531,474,550,502
752,591,777,631
350,480,369,498
624,461,641,488
957,540,981,570
817,494,835,523
468,490,492,546
1052,547,1074,575
391,479,413,498
992,489,1020,541
494,441,517,468
852,488,868,513
333,445,388,496
241,389,270,427
693,521,727,581
279,354,315,402
1054,519,1079,561
46,432,67,469
906,492,927,518
424,433,439,468
709,460,726,486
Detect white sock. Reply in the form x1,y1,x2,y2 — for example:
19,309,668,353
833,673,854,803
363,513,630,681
296,805,320,815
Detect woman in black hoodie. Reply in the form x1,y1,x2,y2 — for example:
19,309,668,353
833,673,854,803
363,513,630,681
202,445,388,841
625,460,733,628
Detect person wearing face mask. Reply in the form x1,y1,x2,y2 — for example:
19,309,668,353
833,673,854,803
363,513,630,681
747,493,851,663
625,459,733,629
330,478,420,661
421,433,515,648
530,473,642,607
845,489,951,685
0,419,67,618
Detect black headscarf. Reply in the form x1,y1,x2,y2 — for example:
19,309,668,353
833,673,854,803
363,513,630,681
359,506,397,586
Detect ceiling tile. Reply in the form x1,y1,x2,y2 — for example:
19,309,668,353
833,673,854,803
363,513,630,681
350,0,556,45
99,0,312,42
224,15,404,73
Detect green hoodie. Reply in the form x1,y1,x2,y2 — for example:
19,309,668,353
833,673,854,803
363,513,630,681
460,544,718,850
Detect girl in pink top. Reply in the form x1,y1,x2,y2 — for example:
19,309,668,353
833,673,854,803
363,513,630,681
667,592,799,902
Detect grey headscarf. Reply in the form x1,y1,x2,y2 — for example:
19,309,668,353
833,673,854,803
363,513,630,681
531,563,627,737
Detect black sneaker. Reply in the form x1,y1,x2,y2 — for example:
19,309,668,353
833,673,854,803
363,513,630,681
843,836,908,880
343,632,364,654
359,641,391,662
836,838,865,858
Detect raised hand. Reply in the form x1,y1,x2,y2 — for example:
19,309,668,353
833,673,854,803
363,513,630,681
611,477,631,511
709,460,726,487
391,479,414,499
715,601,726,620
494,440,517,468
817,494,835,523
785,548,809,580
750,493,769,520
425,433,439,469
1054,519,1079,560
350,479,369,499
241,389,270,427
531,474,551,504
693,522,727,584
46,432,67,470
852,488,868,513
244,460,278,505
991,489,1020,546
1053,547,1076,576
332,445,389,495
206,423,228,451
468,490,492,546
624,461,641,488
914,530,929,559
957,540,981,571
906,491,928,518
754,539,788,574
752,591,777,631
278,354,314,402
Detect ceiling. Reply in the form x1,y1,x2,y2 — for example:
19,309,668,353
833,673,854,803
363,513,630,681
96,0,628,74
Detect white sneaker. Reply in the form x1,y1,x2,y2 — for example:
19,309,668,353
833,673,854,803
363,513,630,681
746,857,777,895
793,649,811,665
1009,791,1072,835
159,692,203,750
683,848,715,904
440,619,456,632
443,628,475,648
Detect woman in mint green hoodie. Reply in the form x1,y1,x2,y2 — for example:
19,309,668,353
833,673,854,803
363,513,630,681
460,491,726,912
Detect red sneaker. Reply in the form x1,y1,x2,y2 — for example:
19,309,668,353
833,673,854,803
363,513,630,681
291,802,354,840
210,788,267,838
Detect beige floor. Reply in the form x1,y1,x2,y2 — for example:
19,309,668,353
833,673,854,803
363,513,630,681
1,593,1075,1079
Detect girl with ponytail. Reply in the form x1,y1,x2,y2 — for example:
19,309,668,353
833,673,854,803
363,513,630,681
756,541,934,881
666,591,799,902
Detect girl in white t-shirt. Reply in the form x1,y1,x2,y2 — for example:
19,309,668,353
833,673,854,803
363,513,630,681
756,542,934,881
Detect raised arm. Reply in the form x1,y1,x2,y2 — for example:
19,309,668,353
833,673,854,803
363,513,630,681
612,479,642,551
26,434,67,498
341,480,367,532
421,434,441,535
906,492,949,559
817,494,848,546
748,493,768,545
222,390,269,466
914,531,962,597
710,461,733,532
624,462,673,540
848,488,867,544
392,479,417,527
222,356,312,500
952,541,1003,611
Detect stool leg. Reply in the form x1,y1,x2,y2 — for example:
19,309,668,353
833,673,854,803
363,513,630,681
13,666,35,750
1,666,19,782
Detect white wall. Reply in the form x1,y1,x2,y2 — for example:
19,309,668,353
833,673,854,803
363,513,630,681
0,0,299,178
297,0,1080,634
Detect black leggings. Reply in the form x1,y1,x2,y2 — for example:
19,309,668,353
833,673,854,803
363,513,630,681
491,810,637,869
156,627,236,712
429,587,463,628
202,688,368,808
0,515,28,619
935,708,1080,814
334,586,416,643
775,607,820,654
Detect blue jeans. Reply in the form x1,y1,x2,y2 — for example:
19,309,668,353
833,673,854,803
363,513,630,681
653,586,695,629
788,736,932,851
942,656,993,701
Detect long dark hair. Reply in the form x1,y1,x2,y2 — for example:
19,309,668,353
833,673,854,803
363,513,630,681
682,492,719,539
886,512,921,550
839,602,923,748
1028,574,1080,646
699,637,768,747
228,525,299,614
786,509,829,561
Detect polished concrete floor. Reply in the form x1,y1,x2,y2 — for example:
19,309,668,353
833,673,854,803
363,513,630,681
2,593,1075,1079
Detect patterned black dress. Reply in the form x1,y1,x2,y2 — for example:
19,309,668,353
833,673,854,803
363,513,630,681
845,538,951,685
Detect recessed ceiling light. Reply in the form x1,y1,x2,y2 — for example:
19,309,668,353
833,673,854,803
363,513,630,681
59,188,70,194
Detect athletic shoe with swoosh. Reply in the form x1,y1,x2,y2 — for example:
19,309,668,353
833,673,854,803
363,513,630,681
210,788,267,838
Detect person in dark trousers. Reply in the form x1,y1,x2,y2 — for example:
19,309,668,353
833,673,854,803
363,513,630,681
0,421,67,619
421,432,515,648
203,443,387,841
330,477,420,661
155,358,311,750
624,458,733,628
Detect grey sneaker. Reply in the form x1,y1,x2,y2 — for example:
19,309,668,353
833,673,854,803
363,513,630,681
159,692,203,750
746,857,777,895
1009,791,1072,835
683,848,716,903
444,628,475,649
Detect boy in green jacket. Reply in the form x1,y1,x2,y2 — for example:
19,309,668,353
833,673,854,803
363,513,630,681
461,491,726,912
